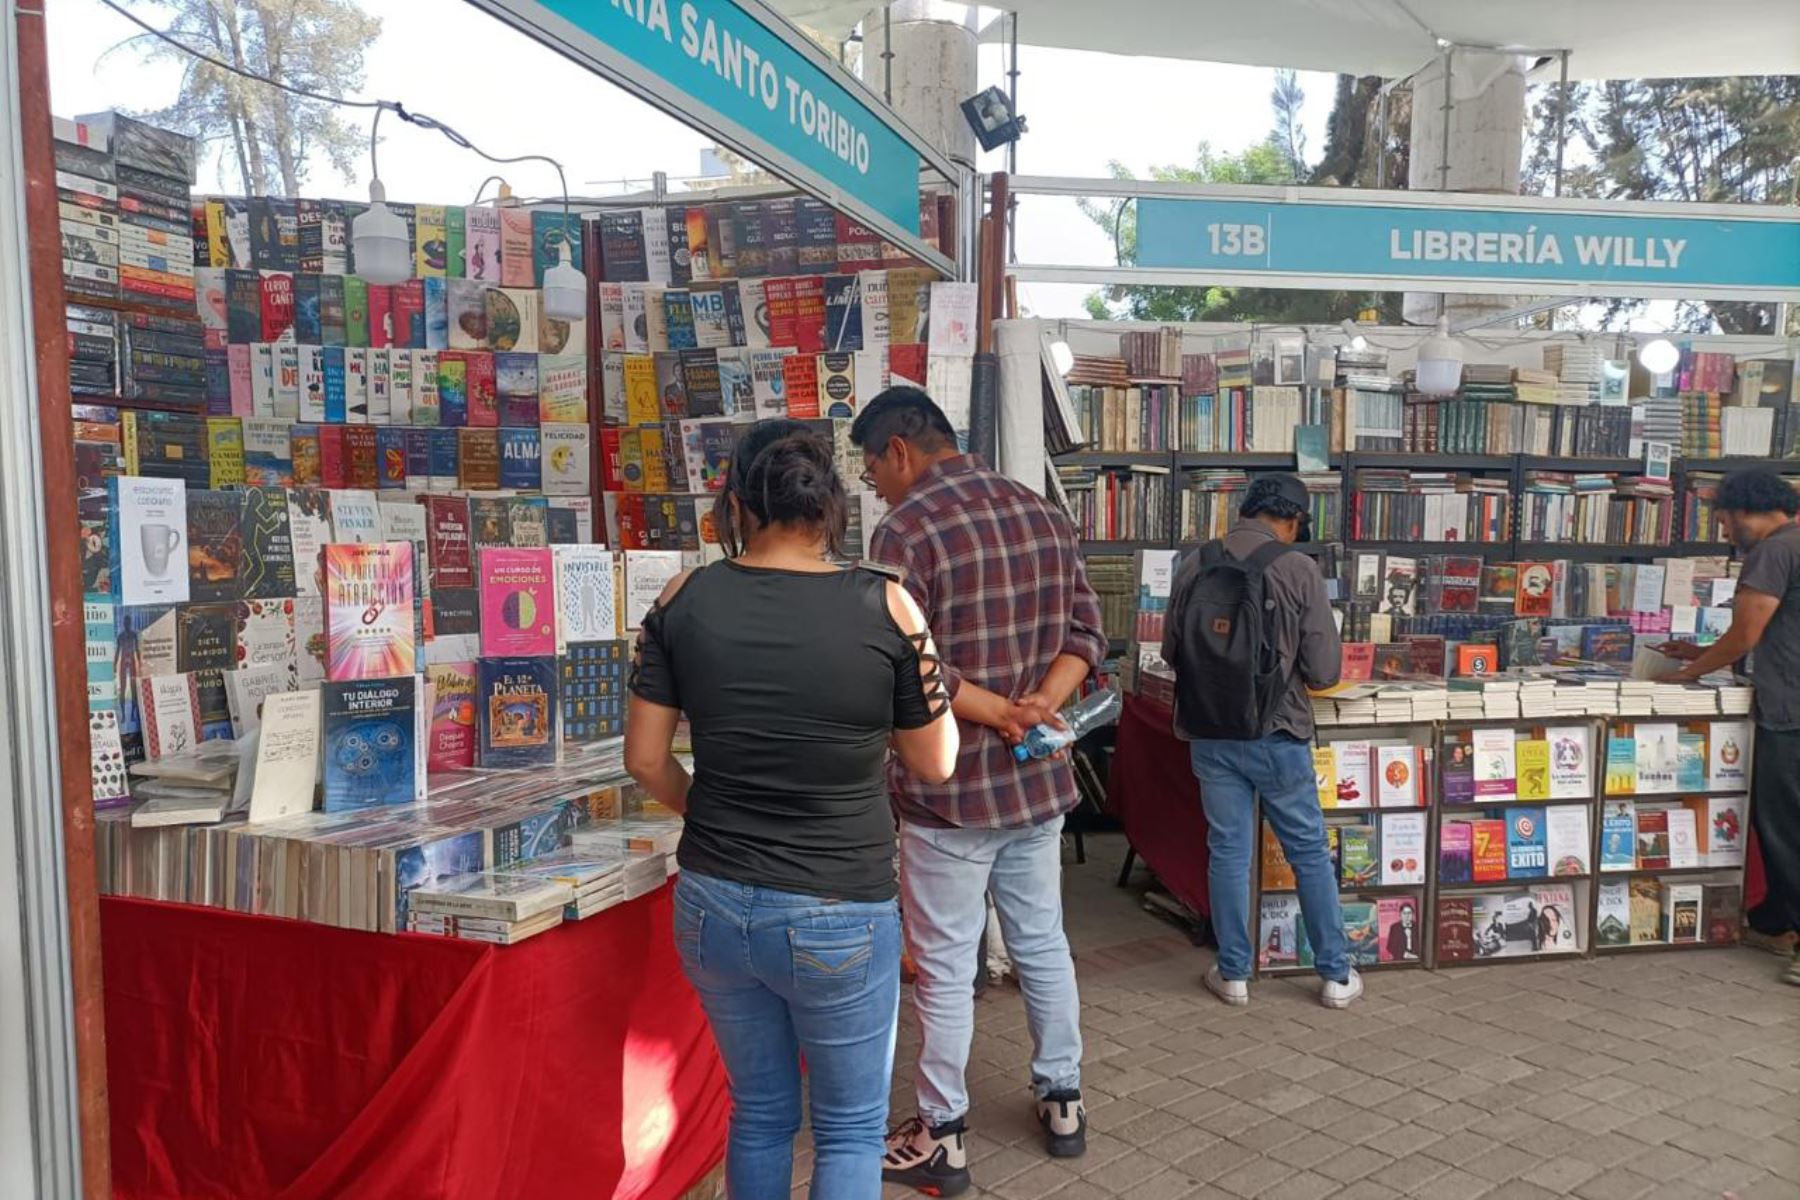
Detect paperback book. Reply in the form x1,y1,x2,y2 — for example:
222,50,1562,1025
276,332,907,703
323,542,415,680
476,655,558,768
321,675,417,811
479,547,557,657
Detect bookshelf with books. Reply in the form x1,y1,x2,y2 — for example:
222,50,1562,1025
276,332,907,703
1594,716,1752,954
1430,719,1599,968
1253,722,1435,978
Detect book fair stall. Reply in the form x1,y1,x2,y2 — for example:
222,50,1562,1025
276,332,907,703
984,169,1798,969
1,2,978,1196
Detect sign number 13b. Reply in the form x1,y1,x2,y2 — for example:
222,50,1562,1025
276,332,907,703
1207,222,1267,257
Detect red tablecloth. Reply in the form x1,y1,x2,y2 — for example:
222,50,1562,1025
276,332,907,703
1107,693,1210,915
102,887,728,1200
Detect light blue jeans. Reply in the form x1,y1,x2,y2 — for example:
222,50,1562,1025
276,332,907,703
900,816,1082,1126
673,870,901,1200
1189,734,1351,984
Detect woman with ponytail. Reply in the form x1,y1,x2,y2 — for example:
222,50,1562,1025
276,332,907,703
625,419,958,1199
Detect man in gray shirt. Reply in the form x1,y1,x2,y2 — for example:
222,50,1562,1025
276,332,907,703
1657,469,1800,986
1163,475,1358,1009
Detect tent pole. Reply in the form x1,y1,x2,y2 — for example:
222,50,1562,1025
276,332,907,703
1554,49,1570,197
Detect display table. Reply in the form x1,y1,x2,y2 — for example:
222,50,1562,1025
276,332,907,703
102,886,728,1200
1107,693,1210,916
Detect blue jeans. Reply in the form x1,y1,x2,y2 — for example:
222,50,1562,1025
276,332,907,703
900,817,1082,1125
1189,735,1350,984
674,870,902,1200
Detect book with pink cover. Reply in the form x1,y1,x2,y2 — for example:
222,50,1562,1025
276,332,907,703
324,541,416,681
479,547,556,657
425,659,477,771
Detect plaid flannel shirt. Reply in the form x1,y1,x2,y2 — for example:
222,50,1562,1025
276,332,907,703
869,456,1109,828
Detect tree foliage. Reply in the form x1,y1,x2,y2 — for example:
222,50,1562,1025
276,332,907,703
111,0,382,196
1524,75,1800,333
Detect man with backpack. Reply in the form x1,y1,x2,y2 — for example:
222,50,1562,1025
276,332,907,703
1162,473,1361,1008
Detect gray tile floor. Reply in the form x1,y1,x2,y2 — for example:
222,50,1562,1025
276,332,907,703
788,833,1799,1199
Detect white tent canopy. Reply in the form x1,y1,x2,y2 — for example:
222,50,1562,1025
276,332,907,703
776,0,1800,80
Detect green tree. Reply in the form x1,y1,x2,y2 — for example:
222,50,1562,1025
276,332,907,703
1078,139,1400,324
1524,75,1800,333
111,0,382,196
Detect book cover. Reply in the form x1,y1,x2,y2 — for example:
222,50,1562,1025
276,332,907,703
561,640,625,744
1311,746,1336,809
208,413,246,486
791,276,828,353
1259,822,1296,890
530,210,582,288
476,655,558,767
1599,800,1636,871
1663,882,1702,943
1338,824,1378,887
623,550,683,631
506,496,548,548
1471,727,1517,802
112,475,191,606
1666,807,1701,868
326,489,380,544
89,709,129,807
321,676,417,811
344,424,379,489
1515,739,1551,801
464,205,502,281
1505,808,1548,878
1374,745,1420,808
323,542,415,680
553,545,616,650
185,488,243,604
139,671,201,760
465,350,499,425
479,547,556,657
425,659,477,772
1341,900,1380,966
540,424,591,498
1675,732,1706,791
1545,725,1592,799
1595,881,1631,946
423,496,474,589
1628,879,1662,942
1532,883,1579,952
1379,812,1426,885
247,688,319,822
1707,720,1750,787
458,429,502,490
1634,723,1679,794
175,601,236,734
1538,804,1588,877
1635,807,1670,869
496,206,534,288
498,427,542,491
1435,896,1474,962
1257,894,1300,967
1377,896,1421,962
1333,740,1373,809
486,288,540,354
1441,740,1475,804
1471,819,1509,882
1702,884,1741,944
234,596,297,684
1604,736,1637,795
1706,795,1746,867
468,497,512,551
1439,820,1472,883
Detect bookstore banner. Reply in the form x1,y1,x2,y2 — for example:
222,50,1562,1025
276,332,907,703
1133,191,1800,301
471,0,932,242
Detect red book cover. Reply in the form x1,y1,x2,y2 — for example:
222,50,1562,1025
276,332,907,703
783,355,821,419
614,493,649,549
366,284,394,349
1514,562,1554,617
791,275,827,353
317,425,349,490
464,351,498,427
1340,643,1375,682
889,343,928,386
1636,808,1670,870
291,426,322,486
1435,897,1474,962
600,428,626,492
423,495,474,589
344,425,379,490
1471,819,1509,882
391,279,425,350
259,271,294,342
834,214,883,270
763,277,798,348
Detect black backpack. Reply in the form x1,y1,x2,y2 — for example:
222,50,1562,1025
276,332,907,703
1171,539,1295,739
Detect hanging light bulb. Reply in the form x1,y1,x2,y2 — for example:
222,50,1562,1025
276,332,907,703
1414,315,1463,396
351,180,410,287
1638,337,1680,375
541,236,586,322
1339,318,1368,352
1048,339,1074,376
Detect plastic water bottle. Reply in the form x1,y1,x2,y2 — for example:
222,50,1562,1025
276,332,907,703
1012,688,1122,762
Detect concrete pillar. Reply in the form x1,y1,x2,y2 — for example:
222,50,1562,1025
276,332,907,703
860,1,979,167
1404,47,1528,328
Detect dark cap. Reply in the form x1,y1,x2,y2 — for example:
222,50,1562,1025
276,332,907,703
1242,473,1311,517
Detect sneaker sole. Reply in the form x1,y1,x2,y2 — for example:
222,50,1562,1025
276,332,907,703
882,1168,973,1198
1204,982,1249,1007
1320,987,1363,1009
1045,1136,1087,1159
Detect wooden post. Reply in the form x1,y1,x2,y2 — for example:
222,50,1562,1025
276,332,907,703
13,6,113,1196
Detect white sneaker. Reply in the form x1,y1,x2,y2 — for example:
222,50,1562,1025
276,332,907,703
1320,968,1364,1009
1204,965,1249,1006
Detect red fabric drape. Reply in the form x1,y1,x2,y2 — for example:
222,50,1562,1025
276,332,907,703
102,887,728,1200
1108,693,1211,914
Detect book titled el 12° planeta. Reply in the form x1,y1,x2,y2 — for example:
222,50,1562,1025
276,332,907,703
321,675,418,810
324,541,415,680
477,655,558,768
479,547,556,657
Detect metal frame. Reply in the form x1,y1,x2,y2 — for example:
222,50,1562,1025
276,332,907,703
463,0,960,278
0,6,83,1195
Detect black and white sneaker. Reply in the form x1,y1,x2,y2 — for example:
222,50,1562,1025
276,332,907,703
882,1115,972,1197
1036,1089,1087,1158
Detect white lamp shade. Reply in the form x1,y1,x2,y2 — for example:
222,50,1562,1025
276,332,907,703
351,200,412,286
1414,317,1463,396
1638,338,1680,375
541,254,586,322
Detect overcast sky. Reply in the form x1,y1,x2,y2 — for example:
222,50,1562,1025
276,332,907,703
46,0,1337,320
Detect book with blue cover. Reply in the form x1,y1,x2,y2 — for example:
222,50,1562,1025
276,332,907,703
321,675,418,811
498,427,542,491
663,288,697,350
391,828,485,931
1601,801,1636,870
477,655,558,768
485,803,568,868
1505,807,1548,879
561,639,625,743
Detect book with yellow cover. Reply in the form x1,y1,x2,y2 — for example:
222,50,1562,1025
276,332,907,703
1515,739,1551,801
1260,824,1296,890
1312,746,1337,809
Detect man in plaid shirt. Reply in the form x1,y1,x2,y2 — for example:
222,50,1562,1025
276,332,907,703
853,388,1107,1195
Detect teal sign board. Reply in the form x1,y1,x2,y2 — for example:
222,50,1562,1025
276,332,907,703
1136,195,1800,298
523,0,922,236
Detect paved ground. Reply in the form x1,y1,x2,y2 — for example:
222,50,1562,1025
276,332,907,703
783,833,1799,1200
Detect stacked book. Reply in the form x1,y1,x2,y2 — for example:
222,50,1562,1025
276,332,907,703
503,846,628,921
1638,394,1684,455
1512,367,1559,406
408,870,571,944
126,743,241,827
80,111,198,310
1064,355,1130,388
1718,406,1776,457
54,116,120,302
1545,343,1603,406
1120,327,1183,380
